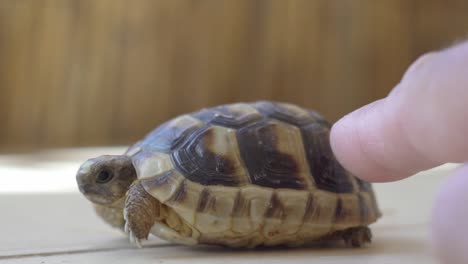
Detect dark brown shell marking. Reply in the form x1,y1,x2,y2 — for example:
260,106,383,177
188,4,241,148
231,191,250,218
197,188,214,213
300,122,355,193
355,177,372,192
169,179,188,203
334,198,345,223
172,126,248,187
264,192,285,219
302,194,321,223
357,194,370,223
236,120,307,189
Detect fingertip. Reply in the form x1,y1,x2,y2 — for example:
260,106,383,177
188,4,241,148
330,111,368,178
432,164,468,264
330,100,404,182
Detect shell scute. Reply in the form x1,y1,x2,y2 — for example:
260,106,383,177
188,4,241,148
140,170,185,203
192,103,262,128
132,151,173,179
263,190,309,238
236,119,311,190
254,101,325,127
300,122,355,193
171,125,250,187
166,180,204,225
194,186,238,234
139,115,204,153
333,195,361,228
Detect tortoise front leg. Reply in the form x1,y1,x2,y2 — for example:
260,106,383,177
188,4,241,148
124,180,159,248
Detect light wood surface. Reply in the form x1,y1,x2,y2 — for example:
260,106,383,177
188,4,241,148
2,1,468,149
0,148,458,263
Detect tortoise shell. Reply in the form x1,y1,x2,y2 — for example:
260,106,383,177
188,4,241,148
125,101,380,246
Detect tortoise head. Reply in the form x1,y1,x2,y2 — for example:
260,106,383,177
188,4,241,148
76,155,137,205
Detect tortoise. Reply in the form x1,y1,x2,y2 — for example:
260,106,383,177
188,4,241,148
76,101,381,248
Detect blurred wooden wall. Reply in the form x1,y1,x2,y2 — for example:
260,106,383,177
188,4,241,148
1,0,468,150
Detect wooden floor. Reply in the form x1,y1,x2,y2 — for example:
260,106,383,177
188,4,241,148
0,147,457,263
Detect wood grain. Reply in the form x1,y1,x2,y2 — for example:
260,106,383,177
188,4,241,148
1,0,468,149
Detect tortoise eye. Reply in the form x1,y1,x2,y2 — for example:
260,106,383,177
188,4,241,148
96,170,113,184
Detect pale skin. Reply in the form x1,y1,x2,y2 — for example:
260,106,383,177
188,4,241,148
330,40,468,264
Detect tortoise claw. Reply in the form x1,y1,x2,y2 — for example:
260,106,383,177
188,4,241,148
129,230,143,248
125,220,143,248
124,220,129,233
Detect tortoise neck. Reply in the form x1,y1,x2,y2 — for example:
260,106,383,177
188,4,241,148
93,197,126,229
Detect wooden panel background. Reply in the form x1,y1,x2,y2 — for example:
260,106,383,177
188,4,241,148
1,0,468,150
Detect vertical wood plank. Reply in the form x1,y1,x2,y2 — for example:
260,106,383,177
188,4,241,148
75,0,127,146
35,0,79,147
116,0,176,143
2,1,45,149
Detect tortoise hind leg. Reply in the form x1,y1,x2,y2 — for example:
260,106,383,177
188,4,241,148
341,226,372,248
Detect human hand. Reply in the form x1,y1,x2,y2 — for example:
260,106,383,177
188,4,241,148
330,41,468,264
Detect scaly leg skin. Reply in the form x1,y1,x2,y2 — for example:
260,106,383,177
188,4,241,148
124,181,159,248
341,226,372,248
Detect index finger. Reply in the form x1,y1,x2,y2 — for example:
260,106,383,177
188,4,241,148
330,41,468,182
